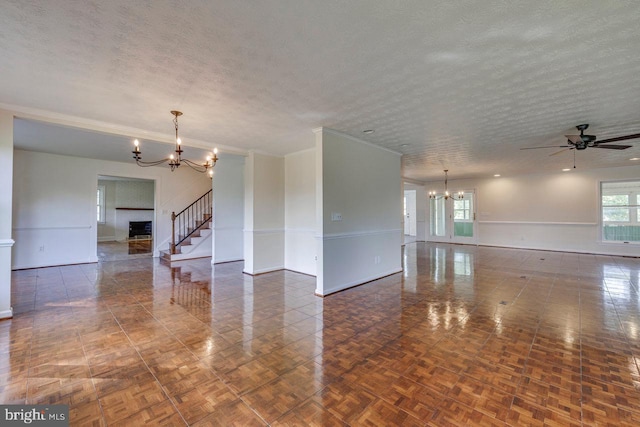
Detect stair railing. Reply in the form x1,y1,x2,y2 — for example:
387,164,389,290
171,189,212,254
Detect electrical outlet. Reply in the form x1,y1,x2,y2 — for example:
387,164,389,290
331,212,342,221
39,246,45,252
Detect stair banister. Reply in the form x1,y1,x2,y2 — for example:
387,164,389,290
171,211,177,254
170,189,212,255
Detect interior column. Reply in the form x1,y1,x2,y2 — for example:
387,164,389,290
0,110,15,319
243,152,284,275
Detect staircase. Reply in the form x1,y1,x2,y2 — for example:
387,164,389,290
160,189,213,263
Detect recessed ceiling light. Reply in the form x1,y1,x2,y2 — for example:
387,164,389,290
630,158,640,161
493,174,501,177
400,144,409,147
363,129,375,134
562,168,571,172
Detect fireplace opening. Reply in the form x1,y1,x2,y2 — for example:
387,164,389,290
129,221,152,239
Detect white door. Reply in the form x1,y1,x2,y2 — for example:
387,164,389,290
429,191,476,244
404,190,417,236
450,191,476,244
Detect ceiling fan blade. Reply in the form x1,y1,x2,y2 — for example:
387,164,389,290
550,148,572,156
595,144,633,150
596,133,640,144
520,145,568,150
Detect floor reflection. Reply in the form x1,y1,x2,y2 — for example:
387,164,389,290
5,243,640,425
97,240,152,261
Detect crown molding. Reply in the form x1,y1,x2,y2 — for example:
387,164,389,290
403,177,427,186
313,127,402,156
0,102,249,156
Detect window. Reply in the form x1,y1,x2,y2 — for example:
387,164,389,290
602,194,630,222
453,199,471,221
601,181,640,242
97,185,106,224
403,196,407,218
429,198,446,237
453,196,474,238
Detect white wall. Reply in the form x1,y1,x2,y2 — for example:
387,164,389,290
315,128,403,296
0,111,14,319
12,149,211,269
285,149,316,275
98,179,155,242
113,180,154,241
114,209,154,242
425,165,640,256
244,152,285,274
115,179,154,209
212,155,245,264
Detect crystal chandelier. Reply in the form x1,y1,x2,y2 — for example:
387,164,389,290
428,170,463,200
132,111,218,177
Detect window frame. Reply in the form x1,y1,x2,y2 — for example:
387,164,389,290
453,199,472,221
600,180,640,244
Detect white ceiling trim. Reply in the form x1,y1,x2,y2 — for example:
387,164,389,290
403,178,426,186
285,147,316,157
0,102,248,156
314,127,402,157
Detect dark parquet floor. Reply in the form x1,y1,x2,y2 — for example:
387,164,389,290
97,240,153,262
3,243,640,425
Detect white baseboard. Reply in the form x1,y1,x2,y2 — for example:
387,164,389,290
212,257,243,264
12,259,98,270
317,268,403,296
243,265,285,275
0,308,14,320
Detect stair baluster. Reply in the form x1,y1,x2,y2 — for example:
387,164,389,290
170,189,212,255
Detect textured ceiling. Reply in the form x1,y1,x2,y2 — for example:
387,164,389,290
2,0,640,181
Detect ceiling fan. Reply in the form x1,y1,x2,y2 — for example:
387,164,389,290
521,124,640,156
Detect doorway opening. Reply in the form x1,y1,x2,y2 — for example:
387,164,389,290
404,189,417,244
428,190,477,244
97,175,155,261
